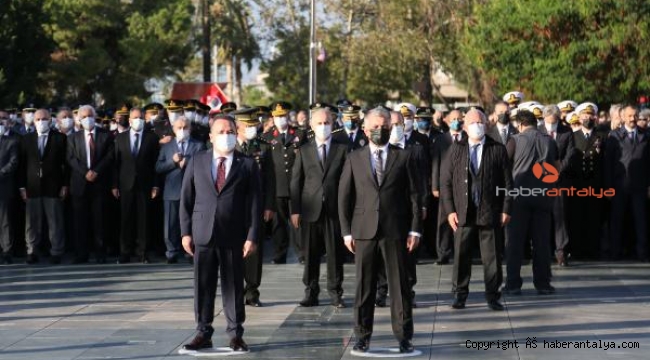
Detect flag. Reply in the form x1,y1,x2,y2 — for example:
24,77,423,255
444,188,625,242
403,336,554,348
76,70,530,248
200,84,228,110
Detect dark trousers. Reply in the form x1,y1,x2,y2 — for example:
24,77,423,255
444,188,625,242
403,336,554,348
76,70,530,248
354,237,413,342
551,195,570,255
72,184,106,259
422,197,437,256
452,224,502,302
163,200,181,259
567,195,604,259
0,200,11,254
25,197,65,256
610,191,648,260
244,220,264,302
271,197,302,262
506,198,552,290
436,200,454,261
195,244,245,340
119,189,149,257
376,246,416,301
302,210,344,299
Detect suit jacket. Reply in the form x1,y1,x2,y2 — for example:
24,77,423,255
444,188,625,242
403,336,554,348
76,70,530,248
13,124,35,136
113,130,160,192
19,131,70,198
67,128,114,197
338,145,422,241
332,129,368,152
431,131,466,193
487,123,518,161
291,139,347,223
155,138,205,201
179,150,262,247
538,124,575,176
236,138,275,210
0,133,20,200
440,136,512,227
604,127,650,192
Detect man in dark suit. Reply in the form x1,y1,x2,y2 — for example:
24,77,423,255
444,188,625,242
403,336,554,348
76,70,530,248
441,109,512,311
0,112,20,264
487,101,518,161
338,107,422,354
14,108,37,136
262,102,306,264
156,116,205,263
290,108,348,308
67,105,114,264
112,107,160,264
505,110,559,295
567,105,608,259
19,109,69,264
233,108,275,307
605,104,650,262
179,116,261,353
332,105,368,152
539,105,575,266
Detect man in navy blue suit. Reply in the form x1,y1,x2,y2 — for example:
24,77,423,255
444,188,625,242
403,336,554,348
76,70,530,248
179,114,262,353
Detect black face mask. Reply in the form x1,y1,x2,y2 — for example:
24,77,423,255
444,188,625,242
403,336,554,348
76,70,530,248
583,119,596,129
118,118,129,128
369,128,390,146
497,113,509,124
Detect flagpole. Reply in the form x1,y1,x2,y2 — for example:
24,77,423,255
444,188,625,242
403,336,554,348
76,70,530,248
309,0,317,105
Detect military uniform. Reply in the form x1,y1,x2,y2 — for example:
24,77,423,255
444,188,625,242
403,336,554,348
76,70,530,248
332,105,368,152
263,102,307,263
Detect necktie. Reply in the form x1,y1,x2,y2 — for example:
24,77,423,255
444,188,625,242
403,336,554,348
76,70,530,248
470,144,480,175
585,132,590,141
180,141,186,156
349,132,354,142
320,144,327,169
38,135,46,158
374,149,384,186
453,134,459,143
132,133,139,157
242,141,248,155
215,157,226,193
628,131,635,144
88,133,95,168
281,133,286,144
550,130,556,140
501,128,507,144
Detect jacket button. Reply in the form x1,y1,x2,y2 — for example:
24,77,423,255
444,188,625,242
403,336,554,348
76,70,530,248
285,169,289,173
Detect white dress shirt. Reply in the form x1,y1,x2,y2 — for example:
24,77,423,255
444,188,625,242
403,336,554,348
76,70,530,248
345,129,358,142
212,151,234,182
496,123,509,137
84,128,96,168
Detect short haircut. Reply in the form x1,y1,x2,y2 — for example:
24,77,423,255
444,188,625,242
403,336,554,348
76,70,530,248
365,107,391,122
639,109,650,119
515,110,538,127
78,105,96,117
621,103,638,113
310,108,331,122
542,105,561,121
211,114,236,131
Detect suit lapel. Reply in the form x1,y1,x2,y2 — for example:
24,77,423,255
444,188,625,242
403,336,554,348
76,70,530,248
382,145,398,184
308,141,324,174
362,147,379,189
78,132,87,164
202,152,219,197
323,142,342,177
221,152,242,192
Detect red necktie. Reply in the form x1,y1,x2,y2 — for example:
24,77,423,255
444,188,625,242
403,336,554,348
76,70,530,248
215,157,226,193
88,133,96,168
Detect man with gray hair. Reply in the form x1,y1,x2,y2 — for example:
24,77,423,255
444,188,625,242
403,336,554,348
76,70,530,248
19,109,69,264
539,105,574,266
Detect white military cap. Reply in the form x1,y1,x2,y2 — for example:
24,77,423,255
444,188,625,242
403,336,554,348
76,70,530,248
503,91,524,104
557,100,578,112
395,103,416,116
575,102,598,115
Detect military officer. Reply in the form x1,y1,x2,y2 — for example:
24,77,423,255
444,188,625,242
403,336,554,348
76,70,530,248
503,91,524,110
332,105,368,152
558,100,578,126
567,112,582,132
220,102,238,115
262,102,306,264
191,101,211,143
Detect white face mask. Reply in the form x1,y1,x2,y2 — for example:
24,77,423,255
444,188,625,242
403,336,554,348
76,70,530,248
404,119,414,133
184,111,196,122
313,124,332,141
176,129,190,142
24,113,35,125
213,133,236,153
244,126,258,140
109,123,118,131
467,123,486,140
9,114,16,121
274,116,288,130
169,112,180,123
201,116,209,126
389,124,405,144
149,115,158,123
130,118,144,131
35,120,50,134
81,117,95,131
545,122,558,132
61,117,74,130
0,125,5,135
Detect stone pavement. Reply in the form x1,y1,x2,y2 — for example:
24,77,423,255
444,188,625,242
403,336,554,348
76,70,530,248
1,255,649,360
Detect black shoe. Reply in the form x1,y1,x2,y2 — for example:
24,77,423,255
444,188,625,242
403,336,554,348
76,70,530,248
399,339,414,353
182,334,213,351
299,257,305,265
434,258,449,265
1,254,12,265
141,256,150,264
487,300,504,311
26,254,38,264
271,258,286,265
502,286,522,296
299,296,319,307
375,295,387,308
451,298,466,309
166,257,178,264
331,298,346,308
229,337,249,352
352,339,369,352
536,286,556,295
72,257,88,264
116,255,130,264
49,255,61,265
245,298,263,307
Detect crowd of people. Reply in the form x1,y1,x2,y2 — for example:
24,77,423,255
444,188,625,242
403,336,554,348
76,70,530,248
1,92,647,353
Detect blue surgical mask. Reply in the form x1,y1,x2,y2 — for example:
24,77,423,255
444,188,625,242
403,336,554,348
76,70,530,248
344,120,357,130
450,120,463,132
417,119,431,131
